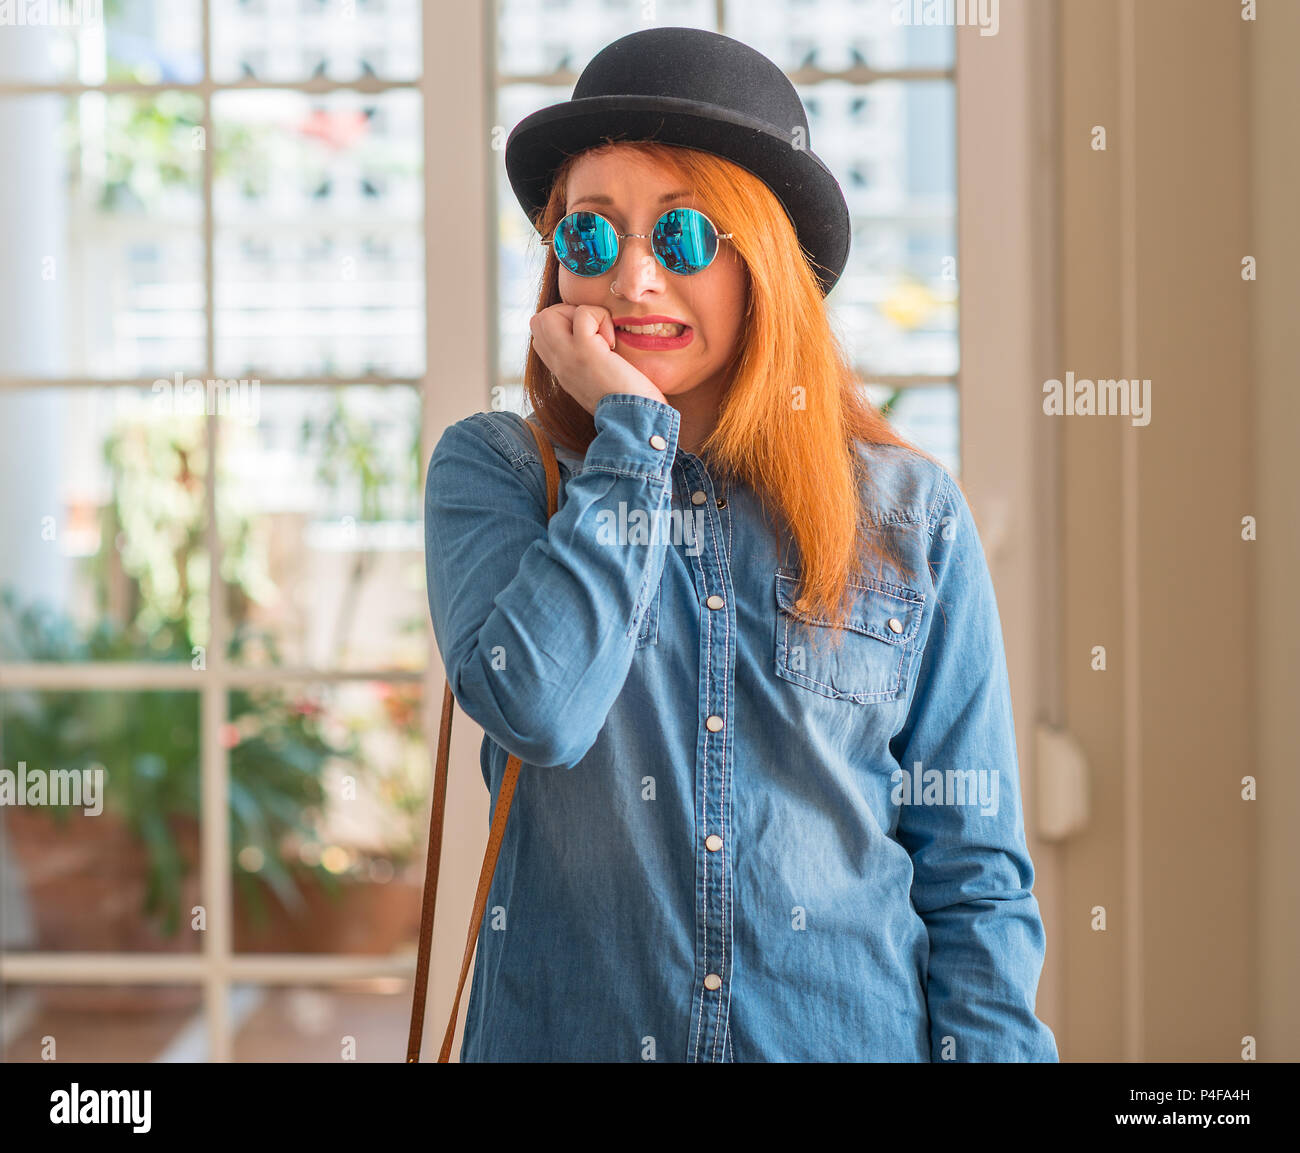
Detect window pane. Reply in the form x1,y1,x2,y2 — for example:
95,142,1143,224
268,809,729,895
218,385,425,670
229,681,427,957
0,388,209,661
0,94,205,380
231,980,410,1061
213,89,424,378
808,79,957,377
497,0,715,76
211,0,422,84
2,984,204,1061
864,383,959,475
496,83,566,383
0,0,203,86
0,689,201,954
724,0,954,72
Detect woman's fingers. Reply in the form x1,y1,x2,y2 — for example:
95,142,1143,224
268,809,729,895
528,300,664,413
571,304,616,350
532,303,615,354
597,311,616,351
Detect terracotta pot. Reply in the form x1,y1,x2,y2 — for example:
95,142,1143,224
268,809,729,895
233,864,424,954
3,805,202,1011
4,805,423,1010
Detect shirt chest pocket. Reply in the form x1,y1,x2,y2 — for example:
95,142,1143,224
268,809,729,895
773,567,925,702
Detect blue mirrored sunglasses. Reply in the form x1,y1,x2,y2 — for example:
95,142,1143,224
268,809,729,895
540,208,735,277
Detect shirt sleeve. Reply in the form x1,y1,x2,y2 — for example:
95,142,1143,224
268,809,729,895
424,393,680,769
888,468,1059,1062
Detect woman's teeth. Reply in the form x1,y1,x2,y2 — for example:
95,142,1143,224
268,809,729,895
618,323,686,336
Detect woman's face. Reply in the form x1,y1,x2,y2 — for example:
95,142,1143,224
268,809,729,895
559,148,748,405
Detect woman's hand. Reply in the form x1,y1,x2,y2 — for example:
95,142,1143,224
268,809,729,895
529,303,668,415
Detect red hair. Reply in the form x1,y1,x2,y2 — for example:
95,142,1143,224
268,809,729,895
521,140,946,652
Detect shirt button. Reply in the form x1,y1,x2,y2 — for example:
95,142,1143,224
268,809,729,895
887,617,904,634
691,490,707,505
705,715,724,732
703,973,722,991
705,594,724,610
649,433,667,450
705,834,723,851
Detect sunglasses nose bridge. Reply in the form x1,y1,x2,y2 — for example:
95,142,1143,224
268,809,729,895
611,231,667,282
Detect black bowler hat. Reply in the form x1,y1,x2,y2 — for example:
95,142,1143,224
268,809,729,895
503,26,851,297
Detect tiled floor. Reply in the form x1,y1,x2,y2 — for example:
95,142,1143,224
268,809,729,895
2,982,413,1062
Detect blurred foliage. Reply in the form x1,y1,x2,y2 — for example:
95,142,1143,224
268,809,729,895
98,92,204,212
0,405,425,938
298,392,424,664
0,588,355,936
10,15,429,943
302,392,418,524
878,387,903,419
89,411,209,650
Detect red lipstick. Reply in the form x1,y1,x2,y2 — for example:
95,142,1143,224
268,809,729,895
612,315,694,351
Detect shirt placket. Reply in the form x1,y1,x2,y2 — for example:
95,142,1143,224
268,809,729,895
676,455,736,1063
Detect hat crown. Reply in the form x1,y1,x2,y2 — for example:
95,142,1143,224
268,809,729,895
572,27,808,136
503,25,850,295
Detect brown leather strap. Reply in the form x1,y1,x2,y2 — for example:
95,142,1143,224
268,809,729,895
407,415,560,1062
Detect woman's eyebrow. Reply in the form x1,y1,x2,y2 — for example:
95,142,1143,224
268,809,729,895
566,189,693,212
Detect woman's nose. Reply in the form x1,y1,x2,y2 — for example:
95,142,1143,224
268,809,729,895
612,235,665,294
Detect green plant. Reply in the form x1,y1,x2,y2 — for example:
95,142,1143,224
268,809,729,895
0,402,420,939
69,91,206,214
298,392,423,665
0,588,356,936
878,387,904,420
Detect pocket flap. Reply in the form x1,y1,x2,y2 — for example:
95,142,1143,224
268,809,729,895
774,568,924,645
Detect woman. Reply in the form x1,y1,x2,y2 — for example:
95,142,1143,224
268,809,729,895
424,27,1058,1062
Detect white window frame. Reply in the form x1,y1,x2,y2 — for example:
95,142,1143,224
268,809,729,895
0,0,437,1063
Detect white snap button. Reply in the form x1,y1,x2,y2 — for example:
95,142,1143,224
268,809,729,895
691,490,707,505
649,434,667,450
705,594,724,610
705,715,724,732
705,834,723,851
703,973,722,991
888,617,904,634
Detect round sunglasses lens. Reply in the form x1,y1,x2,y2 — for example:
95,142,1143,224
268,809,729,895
653,209,719,274
554,211,617,276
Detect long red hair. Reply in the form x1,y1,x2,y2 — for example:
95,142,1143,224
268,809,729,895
520,140,944,649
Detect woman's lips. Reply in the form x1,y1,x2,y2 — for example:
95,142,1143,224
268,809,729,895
615,325,694,351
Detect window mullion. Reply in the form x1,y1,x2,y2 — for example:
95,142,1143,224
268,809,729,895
198,0,233,1065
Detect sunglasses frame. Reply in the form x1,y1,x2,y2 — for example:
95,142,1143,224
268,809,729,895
539,207,735,277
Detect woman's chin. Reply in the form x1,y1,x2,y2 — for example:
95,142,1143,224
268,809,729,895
636,371,708,399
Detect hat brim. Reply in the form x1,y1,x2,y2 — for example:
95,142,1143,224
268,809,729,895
504,94,850,296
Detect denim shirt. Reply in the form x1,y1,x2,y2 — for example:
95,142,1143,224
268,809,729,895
424,392,1058,1062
